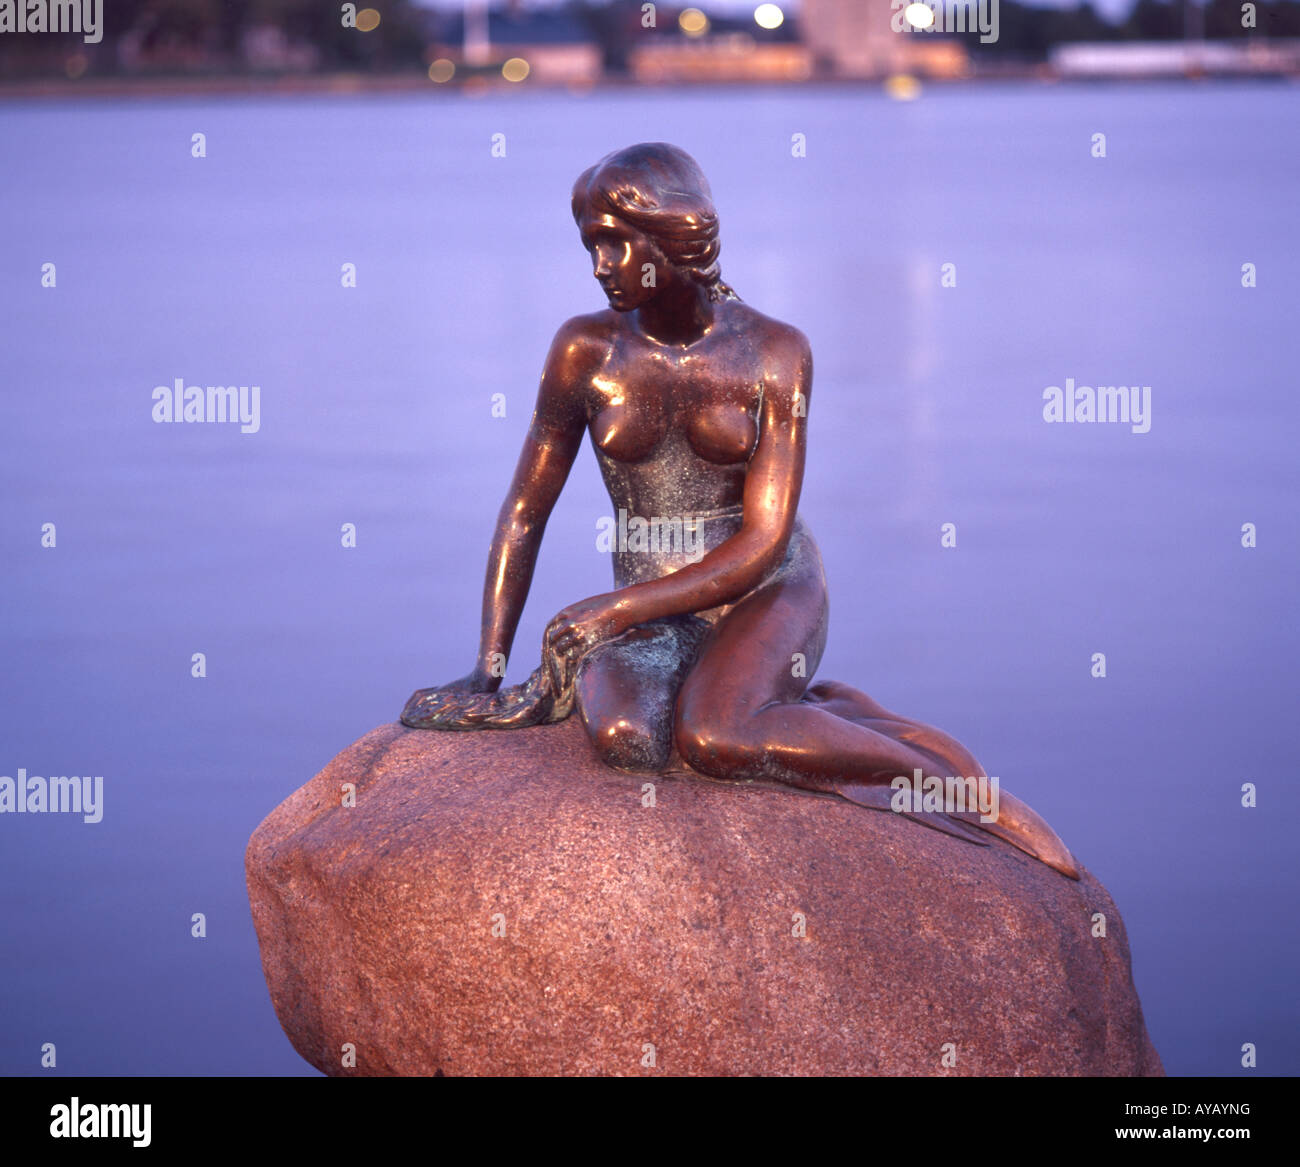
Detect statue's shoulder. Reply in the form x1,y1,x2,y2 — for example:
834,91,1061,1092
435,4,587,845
550,309,620,350
542,310,620,384
723,300,811,358
722,300,811,383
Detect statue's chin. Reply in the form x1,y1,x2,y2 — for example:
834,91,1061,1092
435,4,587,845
602,288,639,312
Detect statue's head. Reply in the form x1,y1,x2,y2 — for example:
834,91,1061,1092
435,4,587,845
571,142,737,312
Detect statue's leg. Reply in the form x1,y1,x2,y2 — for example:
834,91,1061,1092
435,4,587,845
673,561,943,791
575,615,708,773
803,680,986,779
673,559,1079,878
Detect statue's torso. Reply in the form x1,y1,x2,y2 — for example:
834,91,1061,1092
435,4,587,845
584,301,763,520
575,302,816,602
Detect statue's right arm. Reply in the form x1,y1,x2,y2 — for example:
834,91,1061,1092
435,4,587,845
456,318,593,693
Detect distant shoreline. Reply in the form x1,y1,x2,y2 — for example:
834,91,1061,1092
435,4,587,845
1,69,1296,101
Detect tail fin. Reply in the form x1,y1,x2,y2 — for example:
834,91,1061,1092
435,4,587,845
838,779,1079,878
949,790,1081,879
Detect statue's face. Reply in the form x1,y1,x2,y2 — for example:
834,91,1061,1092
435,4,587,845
578,210,665,313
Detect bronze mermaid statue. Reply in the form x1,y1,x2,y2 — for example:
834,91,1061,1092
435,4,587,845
402,142,1079,880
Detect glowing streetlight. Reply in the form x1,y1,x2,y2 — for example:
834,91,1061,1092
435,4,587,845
502,57,530,82
754,4,784,29
904,3,935,29
679,8,710,37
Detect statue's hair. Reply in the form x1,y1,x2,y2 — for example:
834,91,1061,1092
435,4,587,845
571,142,740,302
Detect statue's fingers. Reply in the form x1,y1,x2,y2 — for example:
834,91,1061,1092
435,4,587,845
402,687,456,722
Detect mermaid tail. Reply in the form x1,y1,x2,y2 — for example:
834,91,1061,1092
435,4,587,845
804,680,1081,880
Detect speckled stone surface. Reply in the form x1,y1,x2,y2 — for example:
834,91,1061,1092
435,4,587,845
245,718,1163,1077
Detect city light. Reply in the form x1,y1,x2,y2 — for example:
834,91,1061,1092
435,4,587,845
754,4,784,30
903,3,935,29
502,57,531,82
427,59,455,83
884,74,922,101
679,8,710,37
355,8,381,33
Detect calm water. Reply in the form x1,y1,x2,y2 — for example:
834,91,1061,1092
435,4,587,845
1,84,1297,1076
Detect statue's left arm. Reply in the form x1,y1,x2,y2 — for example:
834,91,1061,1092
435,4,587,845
546,325,812,659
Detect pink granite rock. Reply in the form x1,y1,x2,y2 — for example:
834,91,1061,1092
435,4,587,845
245,718,1163,1076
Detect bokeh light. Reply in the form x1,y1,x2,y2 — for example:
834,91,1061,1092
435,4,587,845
903,3,935,29
427,59,455,84
884,74,922,101
502,57,530,83
754,4,784,30
679,8,710,37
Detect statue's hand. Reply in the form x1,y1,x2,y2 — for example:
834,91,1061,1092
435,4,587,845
544,596,632,662
401,670,500,727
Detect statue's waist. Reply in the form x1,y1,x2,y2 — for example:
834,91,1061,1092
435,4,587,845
608,506,812,592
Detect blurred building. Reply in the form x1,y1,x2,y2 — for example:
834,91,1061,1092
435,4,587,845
421,2,968,86
240,26,321,73
802,0,969,78
425,5,602,83
1051,39,1300,77
802,0,901,75
628,37,813,83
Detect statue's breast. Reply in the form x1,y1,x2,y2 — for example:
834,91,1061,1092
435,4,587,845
590,394,666,463
685,399,760,466
590,369,761,468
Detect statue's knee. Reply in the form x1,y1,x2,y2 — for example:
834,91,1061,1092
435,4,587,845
675,700,765,779
589,715,669,773
674,712,729,778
